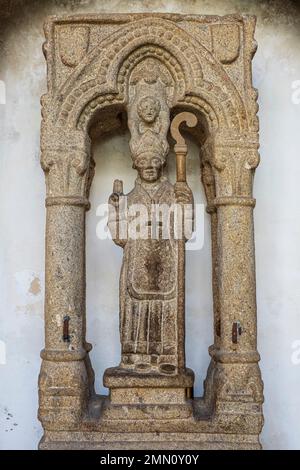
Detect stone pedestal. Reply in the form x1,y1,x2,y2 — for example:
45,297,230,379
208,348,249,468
102,368,194,421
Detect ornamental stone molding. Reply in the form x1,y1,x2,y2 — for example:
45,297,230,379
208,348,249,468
39,13,264,450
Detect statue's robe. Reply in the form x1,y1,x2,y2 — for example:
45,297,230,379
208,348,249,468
112,176,178,369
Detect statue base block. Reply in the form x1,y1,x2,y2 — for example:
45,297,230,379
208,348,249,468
104,366,194,392
101,366,195,420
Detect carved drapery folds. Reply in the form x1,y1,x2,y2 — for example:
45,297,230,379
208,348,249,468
39,13,263,450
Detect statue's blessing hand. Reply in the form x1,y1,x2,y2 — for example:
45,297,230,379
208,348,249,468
108,193,120,207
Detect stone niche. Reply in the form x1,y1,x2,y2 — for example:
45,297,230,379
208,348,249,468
38,13,264,450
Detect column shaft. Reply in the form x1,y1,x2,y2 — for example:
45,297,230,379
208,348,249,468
43,203,86,358
212,198,260,363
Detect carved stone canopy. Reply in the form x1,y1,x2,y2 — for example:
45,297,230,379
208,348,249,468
39,13,263,450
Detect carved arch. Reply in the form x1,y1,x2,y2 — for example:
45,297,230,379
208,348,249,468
51,17,248,133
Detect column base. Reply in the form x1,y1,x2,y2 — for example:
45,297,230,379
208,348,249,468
38,356,91,430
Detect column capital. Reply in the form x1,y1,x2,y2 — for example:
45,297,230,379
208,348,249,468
40,125,94,200
202,131,260,199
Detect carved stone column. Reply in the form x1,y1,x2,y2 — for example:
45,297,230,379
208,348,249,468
38,126,94,430
208,131,264,428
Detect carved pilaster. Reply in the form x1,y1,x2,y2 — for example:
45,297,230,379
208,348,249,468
39,125,94,429
202,131,263,416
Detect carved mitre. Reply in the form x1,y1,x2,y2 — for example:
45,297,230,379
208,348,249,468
131,131,168,167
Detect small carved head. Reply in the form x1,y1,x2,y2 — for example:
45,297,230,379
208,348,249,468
134,152,164,183
137,96,161,124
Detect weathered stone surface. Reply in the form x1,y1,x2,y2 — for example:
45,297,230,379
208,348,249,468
39,12,263,450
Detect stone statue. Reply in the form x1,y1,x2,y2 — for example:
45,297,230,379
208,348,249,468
108,91,194,375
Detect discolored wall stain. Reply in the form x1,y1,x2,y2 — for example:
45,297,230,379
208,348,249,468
29,277,41,296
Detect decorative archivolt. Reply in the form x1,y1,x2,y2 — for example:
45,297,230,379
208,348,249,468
48,17,249,133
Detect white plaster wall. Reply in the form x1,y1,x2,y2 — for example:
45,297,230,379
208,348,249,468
0,0,299,450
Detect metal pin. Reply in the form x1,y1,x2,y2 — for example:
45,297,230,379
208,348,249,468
63,315,70,342
232,321,242,344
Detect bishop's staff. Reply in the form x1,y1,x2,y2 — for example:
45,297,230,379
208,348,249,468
170,112,197,372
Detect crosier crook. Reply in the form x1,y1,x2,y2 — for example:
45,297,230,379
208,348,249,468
171,112,197,183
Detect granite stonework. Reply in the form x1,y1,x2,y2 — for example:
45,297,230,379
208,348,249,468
38,13,264,450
